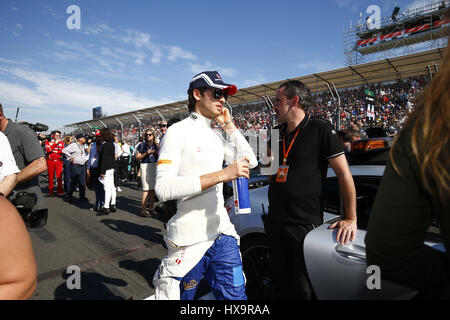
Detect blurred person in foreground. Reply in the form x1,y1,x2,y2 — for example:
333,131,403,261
0,195,37,299
0,131,19,196
365,43,450,299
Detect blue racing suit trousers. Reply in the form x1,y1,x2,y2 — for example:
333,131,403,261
175,235,247,300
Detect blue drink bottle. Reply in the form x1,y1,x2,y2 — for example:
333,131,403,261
232,177,251,214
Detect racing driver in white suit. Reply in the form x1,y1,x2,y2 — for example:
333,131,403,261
152,71,258,300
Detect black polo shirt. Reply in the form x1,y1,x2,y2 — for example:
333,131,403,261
268,115,344,225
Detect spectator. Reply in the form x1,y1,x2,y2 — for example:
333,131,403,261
62,133,90,203
349,129,361,143
113,135,122,193
157,120,168,145
136,129,159,217
133,136,143,187
96,128,117,216
338,129,352,154
0,195,37,299
119,139,131,182
126,140,134,179
366,44,450,299
87,132,105,213
62,135,73,194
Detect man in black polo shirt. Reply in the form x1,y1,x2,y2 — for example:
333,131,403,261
0,103,47,209
266,81,357,300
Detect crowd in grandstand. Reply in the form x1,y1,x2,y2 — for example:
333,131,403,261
95,75,427,149
33,74,426,203
310,75,427,135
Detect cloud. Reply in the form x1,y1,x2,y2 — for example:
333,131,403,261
54,40,115,70
116,30,164,64
167,46,197,61
0,67,171,125
11,6,19,11
0,56,21,64
242,73,267,88
188,61,238,78
298,59,344,73
333,0,360,12
120,30,152,48
114,30,197,65
83,23,115,35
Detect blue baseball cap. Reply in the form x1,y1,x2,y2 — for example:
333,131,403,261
188,71,237,96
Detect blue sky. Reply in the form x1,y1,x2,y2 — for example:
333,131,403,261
0,0,443,131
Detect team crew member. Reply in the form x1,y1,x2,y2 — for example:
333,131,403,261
152,71,258,300
266,80,357,300
45,131,65,197
0,131,19,196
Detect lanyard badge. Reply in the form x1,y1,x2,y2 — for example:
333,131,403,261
275,128,300,183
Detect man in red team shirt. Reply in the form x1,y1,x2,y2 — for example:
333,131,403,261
45,131,65,196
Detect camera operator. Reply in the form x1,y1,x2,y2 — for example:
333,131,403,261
62,133,91,203
37,132,48,153
0,131,19,196
0,103,47,209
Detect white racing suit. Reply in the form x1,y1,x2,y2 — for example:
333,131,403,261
151,112,257,300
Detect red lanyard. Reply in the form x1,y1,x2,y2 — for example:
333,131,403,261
282,128,300,166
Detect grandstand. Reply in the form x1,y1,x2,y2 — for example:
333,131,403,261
343,1,449,65
64,46,446,143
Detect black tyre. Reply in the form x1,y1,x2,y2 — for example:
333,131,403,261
240,234,274,300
